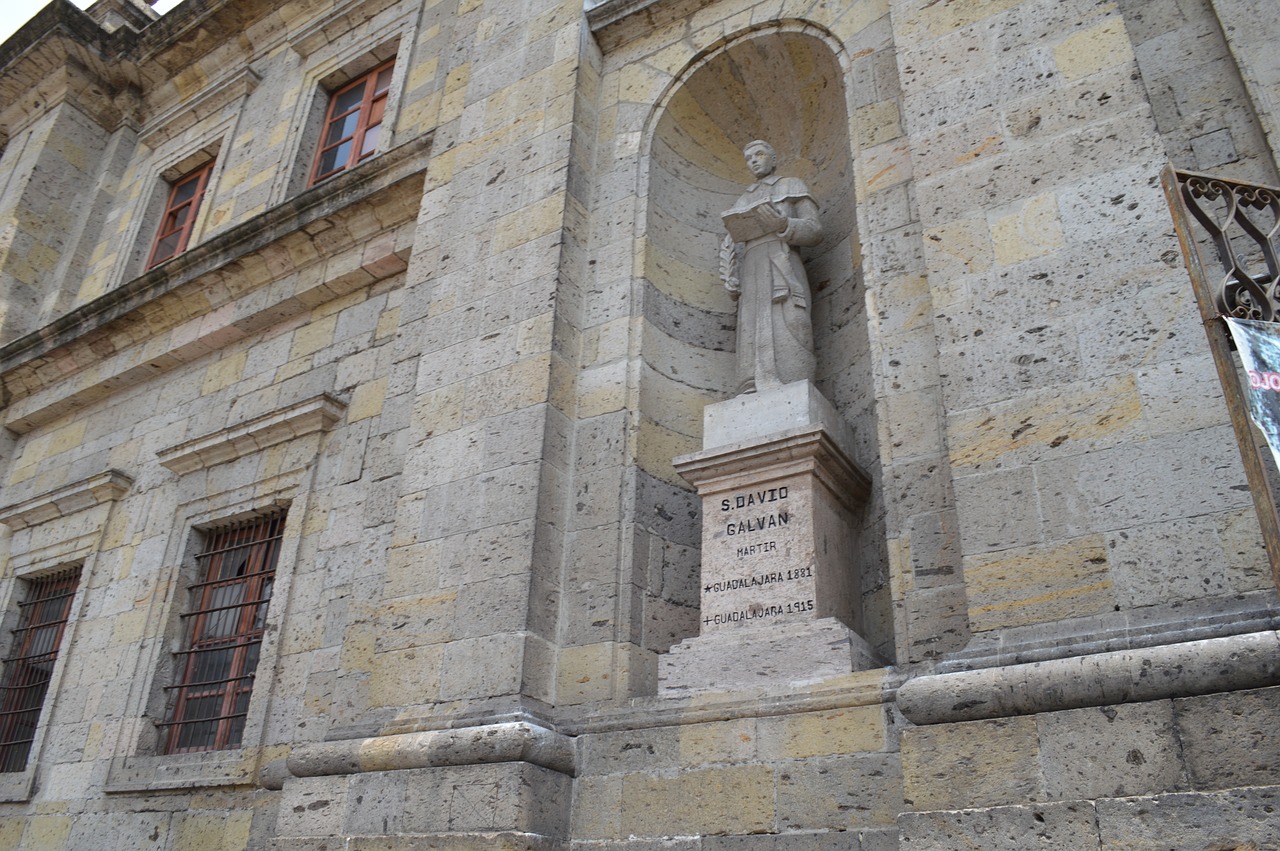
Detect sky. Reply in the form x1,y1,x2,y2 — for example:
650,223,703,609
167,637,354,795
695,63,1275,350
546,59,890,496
1,0,186,46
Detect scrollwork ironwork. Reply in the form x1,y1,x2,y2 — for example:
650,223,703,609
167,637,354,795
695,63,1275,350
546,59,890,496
1177,171,1280,321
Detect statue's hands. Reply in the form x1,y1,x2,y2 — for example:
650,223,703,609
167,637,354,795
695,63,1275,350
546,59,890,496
754,203,787,235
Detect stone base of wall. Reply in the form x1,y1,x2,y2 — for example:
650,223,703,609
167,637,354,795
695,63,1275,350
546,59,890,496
272,763,571,847
899,786,1280,850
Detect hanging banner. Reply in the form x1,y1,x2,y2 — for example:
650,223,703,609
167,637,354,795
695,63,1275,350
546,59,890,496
1226,317,1280,470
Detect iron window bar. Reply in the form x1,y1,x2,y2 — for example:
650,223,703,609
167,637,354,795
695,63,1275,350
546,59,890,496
0,568,81,772
163,513,284,754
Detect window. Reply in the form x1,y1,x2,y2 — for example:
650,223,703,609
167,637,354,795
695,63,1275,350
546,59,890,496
161,513,285,754
146,160,215,270
0,568,80,772
309,59,394,185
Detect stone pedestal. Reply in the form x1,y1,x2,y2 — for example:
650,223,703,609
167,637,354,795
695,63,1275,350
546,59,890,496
660,381,879,694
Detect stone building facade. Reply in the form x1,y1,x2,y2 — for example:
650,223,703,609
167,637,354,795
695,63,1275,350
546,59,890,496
0,0,1278,847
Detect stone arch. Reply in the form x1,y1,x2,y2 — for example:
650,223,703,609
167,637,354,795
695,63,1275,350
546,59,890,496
633,23,891,661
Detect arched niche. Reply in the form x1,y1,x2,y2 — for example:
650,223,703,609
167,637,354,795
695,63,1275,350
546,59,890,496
636,25,891,661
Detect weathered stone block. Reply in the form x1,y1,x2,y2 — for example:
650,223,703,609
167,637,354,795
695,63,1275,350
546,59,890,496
1176,686,1280,791
619,766,775,837
1037,702,1187,800
901,716,1042,810
898,801,1100,850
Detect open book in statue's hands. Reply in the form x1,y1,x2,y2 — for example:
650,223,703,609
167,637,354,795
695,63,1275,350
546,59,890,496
722,201,786,243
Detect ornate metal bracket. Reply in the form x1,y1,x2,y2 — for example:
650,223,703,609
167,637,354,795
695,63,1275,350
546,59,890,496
1176,170,1280,321
1163,165,1280,591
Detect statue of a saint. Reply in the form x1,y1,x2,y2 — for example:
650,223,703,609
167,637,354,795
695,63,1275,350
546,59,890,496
720,140,822,395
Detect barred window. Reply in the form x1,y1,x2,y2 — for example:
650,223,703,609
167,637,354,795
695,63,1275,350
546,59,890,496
161,513,285,754
146,159,215,270
0,568,80,772
309,59,394,185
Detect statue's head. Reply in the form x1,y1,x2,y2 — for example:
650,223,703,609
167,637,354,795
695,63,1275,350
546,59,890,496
743,140,777,179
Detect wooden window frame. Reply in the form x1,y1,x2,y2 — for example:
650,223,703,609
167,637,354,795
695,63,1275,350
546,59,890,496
308,59,395,186
0,568,80,773
160,513,285,754
146,160,216,270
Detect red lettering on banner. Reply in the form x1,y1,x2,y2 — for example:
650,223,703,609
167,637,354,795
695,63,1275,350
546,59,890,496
1247,370,1280,391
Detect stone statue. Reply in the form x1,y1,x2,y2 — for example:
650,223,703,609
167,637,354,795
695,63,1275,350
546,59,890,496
719,140,822,395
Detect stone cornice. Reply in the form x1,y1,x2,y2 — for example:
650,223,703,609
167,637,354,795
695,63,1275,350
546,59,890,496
896,630,1280,725
157,394,346,474
0,469,133,530
285,722,577,781
1,133,430,430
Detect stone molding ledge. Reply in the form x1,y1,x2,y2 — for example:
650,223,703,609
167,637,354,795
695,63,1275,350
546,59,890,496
157,393,346,474
673,425,872,513
896,630,1280,726
0,469,133,530
283,722,576,784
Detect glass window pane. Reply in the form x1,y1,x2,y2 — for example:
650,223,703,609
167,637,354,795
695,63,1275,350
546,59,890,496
317,141,352,177
359,125,380,159
333,82,366,116
324,112,360,147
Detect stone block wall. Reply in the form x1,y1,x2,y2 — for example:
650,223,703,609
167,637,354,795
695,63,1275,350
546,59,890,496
899,685,1280,849
0,0,1276,848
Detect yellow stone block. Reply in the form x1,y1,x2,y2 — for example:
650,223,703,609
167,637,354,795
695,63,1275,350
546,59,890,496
643,243,731,313
677,717,757,767
462,353,552,422
923,215,993,275
636,415,698,487
857,141,912,196
990,192,1065,265
174,811,251,851
966,536,1115,631
758,704,888,759
83,721,104,761
557,642,615,703
21,816,70,849
1055,18,1134,81
902,715,1041,810
621,765,774,836
375,308,401,342
341,623,377,672
111,608,148,646
289,314,338,360
830,0,892,42
369,644,442,707
949,374,1143,469
407,55,440,92
907,0,1024,39
48,419,88,456
348,376,388,422
854,99,904,150
413,383,465,436
0,813,22,844
491,192,566,254
200,350,247,396
313,288,367,320
577,361,628,418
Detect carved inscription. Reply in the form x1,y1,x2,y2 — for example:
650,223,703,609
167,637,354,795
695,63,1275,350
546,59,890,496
704,485,815,628
720,486,790,536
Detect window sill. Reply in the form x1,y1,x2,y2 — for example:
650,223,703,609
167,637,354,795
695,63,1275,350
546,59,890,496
105,750,258,792
0,768,36,803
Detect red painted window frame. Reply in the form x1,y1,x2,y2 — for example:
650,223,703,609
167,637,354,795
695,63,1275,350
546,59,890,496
308,59,395,186
161,513,285,754
146,160,215,270
0,568,80,773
